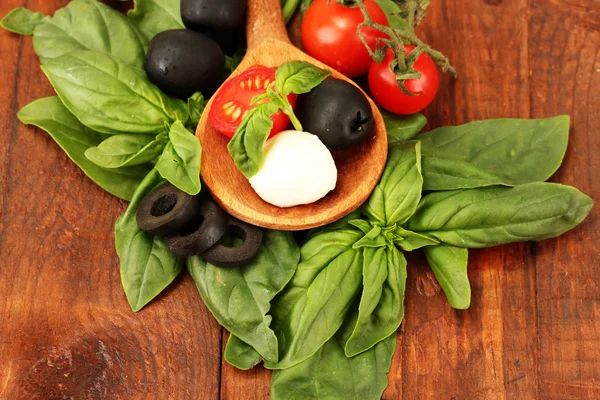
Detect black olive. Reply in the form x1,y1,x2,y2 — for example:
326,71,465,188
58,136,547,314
164,199,228,258
136,183,198,236
181,0,246,34
295,77,374,150
145,29,224,98
201,217,263,268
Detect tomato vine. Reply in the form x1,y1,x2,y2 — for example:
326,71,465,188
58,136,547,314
351,0,457,94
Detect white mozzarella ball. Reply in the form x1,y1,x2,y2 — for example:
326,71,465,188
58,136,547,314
249,130,337,208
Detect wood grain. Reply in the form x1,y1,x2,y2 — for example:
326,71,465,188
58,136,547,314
529,1,600,398
0,1,221,399
0,0,599,399
195,0,388,231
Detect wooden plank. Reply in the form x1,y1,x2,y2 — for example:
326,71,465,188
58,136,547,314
220,331,271,400
0,1,222,399
528,1,600,398
383,1,540,398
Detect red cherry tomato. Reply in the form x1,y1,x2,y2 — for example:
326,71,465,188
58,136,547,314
368,46,439,115
302,0,389,78
209,65,296,138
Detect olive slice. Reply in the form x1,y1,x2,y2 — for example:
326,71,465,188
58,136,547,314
201,217,263,268
136,183,198,236
165,199,228,258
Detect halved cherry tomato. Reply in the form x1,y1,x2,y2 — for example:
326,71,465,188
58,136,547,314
368,46,439,115
302,0,389,78
209,65,296,138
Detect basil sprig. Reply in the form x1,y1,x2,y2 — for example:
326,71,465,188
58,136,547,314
228,61,330,178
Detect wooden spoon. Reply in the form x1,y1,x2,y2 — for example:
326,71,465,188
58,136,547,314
196,0,388,231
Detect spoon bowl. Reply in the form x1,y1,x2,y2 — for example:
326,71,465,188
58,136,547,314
196,0,388,231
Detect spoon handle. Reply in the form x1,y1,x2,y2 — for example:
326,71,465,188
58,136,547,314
246,0,291,49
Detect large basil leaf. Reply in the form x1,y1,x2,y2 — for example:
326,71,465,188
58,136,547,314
419,116,570,190
155,121,202,195
115,169,183,312
343,246,407,357
424,244,471,310
421,156,506,190
382,110,426,145
266,229,364,370
270,332,397,400
187,231,300,364
405,182,594,248
33,0,145,67
42,51,188,135
17,96,149,201
85,133,167,168
128,0,184,47
0,7,48,35
224,335,263,370
364,141,423,227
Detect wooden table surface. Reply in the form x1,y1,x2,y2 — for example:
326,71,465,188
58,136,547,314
1,0,599,399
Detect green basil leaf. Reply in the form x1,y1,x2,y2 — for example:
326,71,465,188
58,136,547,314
374,0,409,30
33,0,145,67
352,226,387,249
17,96,149,201
188,230,300,363
187,92,205,129
343,246,406,357
224,335,263,370
348,219,373,235
155,121,201,195
115,169,183,312
0,7,48,35
85,133,167,168
382,110,426,145
271,332,396,400
42,51,189,135
275,61,331,96
266,229,364,370
394,227,439,251
128,0,184,47
405,182,594,248
364,141,423,226
424,244,471,310
419,116,570,190
421,156,506,190
227,103,278,178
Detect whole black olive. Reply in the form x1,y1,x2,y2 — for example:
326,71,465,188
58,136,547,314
145,29,224,98
181,0,246,34
136,183,198,236
295,77,374,150
201,217,263,268
164,199,228,258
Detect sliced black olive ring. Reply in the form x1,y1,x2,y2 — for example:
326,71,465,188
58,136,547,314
164,199,228,258
136,183,199,237
201,217,263,268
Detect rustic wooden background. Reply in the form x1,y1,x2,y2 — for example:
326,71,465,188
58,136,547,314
1,0,599,398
